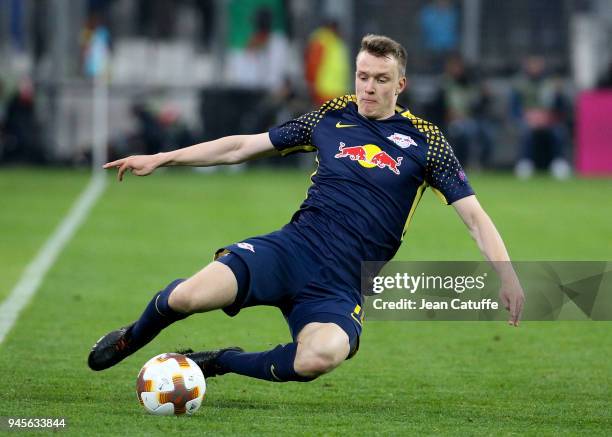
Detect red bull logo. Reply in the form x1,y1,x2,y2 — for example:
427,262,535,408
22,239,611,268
334,143,367,161
370,151,403,174
335,142,403,175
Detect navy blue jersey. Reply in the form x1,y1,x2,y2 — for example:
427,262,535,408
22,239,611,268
268,95,474,290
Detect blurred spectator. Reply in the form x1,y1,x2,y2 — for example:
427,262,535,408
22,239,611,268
304,20,350,106
243,77,309,133
420,0,459,72
81,2,112,77
1,77,45,163
83,26,111,77
9,0,25,53
193,0,217,52
136,0,178,40
432,55,494,169
241,77,312,168
31,1,50,67
226,0,287,49
87,0,114,29
130,102,165,155
110,101,196,160
158,105,196,150
225,3,290,90
511,56,572,179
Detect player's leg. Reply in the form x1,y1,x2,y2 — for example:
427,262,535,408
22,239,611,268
168,261,238,313
293,322,351,377
178,234,360,382
186,321,355,382
87,260,238,371
126,260,239,349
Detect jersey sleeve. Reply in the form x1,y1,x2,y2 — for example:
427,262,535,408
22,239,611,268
268,111,320,157
269,95,356,157
424,130,475,205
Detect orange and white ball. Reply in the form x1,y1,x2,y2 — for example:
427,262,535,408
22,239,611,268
136,353,206,416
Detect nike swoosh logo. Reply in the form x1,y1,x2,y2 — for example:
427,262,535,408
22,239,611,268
270,364,283,381
336,121,358,128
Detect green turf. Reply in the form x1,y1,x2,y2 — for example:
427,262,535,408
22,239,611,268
0,168,90,302
0,168,611,435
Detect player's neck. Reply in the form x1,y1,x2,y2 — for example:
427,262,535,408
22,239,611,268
358,109,396,121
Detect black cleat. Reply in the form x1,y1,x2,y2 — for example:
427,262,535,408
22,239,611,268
88,323,138,371
180,347,244,378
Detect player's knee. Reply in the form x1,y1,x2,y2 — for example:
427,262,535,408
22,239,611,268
294,355,334,378
167,281,197,314
167,262,238,314
294,335,350,378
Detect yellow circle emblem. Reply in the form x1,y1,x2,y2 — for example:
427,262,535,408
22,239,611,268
358,144,381,168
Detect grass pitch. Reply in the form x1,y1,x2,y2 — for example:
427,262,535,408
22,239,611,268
0,167,611,435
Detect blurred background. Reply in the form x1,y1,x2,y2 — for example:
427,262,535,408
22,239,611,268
1,4,611,431
0,0,611,178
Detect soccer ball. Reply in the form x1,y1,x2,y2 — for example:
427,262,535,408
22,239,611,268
136,353,206,416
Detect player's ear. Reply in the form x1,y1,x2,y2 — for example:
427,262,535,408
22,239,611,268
396,76,407,95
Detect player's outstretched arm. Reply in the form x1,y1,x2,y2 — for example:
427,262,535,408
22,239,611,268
103,133,277,181
452,195,525,326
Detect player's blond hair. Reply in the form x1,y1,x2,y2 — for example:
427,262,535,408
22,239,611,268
359,34,407,77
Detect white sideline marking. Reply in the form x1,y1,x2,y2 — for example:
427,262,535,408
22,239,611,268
0,174,106,344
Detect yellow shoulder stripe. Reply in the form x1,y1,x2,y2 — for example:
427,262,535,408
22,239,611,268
320,94,357,114
280,145,317,156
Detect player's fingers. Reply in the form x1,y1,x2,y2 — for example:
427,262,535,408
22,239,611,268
103,159,123,169
509,297,521,327
514,296,524,326
509,304,518,326
117,162,130,181
500,294,510,312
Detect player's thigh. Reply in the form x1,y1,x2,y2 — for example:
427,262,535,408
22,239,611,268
168,261,238,313
295,322,351,367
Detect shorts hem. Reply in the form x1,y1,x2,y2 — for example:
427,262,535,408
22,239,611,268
214,249,250,317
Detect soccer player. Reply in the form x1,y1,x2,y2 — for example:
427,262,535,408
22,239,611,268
88,35,524,382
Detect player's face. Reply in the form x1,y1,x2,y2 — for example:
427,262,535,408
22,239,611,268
355,51,406,120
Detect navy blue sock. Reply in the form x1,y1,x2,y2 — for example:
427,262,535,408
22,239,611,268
128,279,188,348
216,343,315,382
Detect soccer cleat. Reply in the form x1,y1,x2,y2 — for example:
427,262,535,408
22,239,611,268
88,323,138,371
179,347,244,378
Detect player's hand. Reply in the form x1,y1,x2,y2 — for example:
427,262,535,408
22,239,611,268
499,282,525,327
103,155,161,181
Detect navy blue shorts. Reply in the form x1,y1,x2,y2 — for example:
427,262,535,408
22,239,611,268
215,227,363,358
